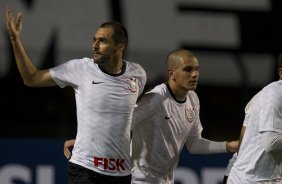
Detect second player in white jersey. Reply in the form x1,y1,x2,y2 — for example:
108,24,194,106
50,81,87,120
131,83,230,183
130,49,239,184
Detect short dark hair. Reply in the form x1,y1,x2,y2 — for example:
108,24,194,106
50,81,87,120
100,21,128,48
166,49,196,70
278,53,282,69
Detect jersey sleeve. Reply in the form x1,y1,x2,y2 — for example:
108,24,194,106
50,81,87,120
49,59,84,88
243,95,257,126
258,91,282,134
136,64,147,97
185,91,203,146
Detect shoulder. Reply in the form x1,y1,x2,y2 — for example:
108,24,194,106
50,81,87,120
139,84,167,104
259,81,282,100
125,60,146,75
188,90,200,103
253,81,282,110
149,83,169,97
51,58,89,72
81,57,94,65
62,57,91,66
188,90,198,98
135,90,164,114
244,94,258,113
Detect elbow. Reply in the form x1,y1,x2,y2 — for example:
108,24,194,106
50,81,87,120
22,72,40,87
263,145,273,153
186,144,201,154
188,149,198,154
262,141,276,153
23,78,36,87
23,80,33,87
187,147,195,154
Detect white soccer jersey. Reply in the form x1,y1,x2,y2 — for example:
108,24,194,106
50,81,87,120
224,95,257,177
131,83,203,183
228,80,282,184
243,95,257,127
50,58,146,176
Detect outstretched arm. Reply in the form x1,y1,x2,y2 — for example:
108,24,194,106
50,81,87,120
186,135,239,154
6,6,56,87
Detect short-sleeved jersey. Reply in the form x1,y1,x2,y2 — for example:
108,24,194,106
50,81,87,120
242,94,257,127
50,58,146,176
224,95,257,177
131,83,203,180
228,80,282,183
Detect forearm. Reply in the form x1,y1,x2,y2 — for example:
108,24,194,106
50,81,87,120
187,137,227,154
261,131,282,153
237,126,246,153
11,38,55,87
12,38,38,86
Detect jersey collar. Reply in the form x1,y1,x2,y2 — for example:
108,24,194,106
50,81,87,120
98,60,126,77
165,83,186,104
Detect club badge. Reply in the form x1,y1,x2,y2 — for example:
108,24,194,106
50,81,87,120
126,77,137,93
186,107,194,123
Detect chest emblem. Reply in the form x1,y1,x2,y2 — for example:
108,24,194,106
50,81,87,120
126,77,137,93
186,107,195,123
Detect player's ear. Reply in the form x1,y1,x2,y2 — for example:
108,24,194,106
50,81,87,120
118,44,125,52
278,68,282,79
168,69,175,80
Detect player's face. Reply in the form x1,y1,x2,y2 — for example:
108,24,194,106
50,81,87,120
92,27,118,64
173,57,199,91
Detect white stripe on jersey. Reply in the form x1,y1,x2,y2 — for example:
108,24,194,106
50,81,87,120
50,58,146,176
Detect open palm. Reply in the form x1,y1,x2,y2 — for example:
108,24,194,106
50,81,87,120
6,6,22,43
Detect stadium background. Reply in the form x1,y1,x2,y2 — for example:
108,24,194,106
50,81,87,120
0,0,281,183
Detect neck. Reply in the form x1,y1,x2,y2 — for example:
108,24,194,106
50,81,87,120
168,82,189,101
99,57,123,74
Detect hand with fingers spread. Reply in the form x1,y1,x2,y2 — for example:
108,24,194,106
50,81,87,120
6,6,22,43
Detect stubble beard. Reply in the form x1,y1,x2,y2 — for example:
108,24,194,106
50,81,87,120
94,54,109,64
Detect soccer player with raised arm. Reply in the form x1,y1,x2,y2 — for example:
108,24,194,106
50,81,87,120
6,6,146,184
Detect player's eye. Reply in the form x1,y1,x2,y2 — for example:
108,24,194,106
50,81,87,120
100,38,108,44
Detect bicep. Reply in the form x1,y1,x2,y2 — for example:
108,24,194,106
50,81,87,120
30,69,56,87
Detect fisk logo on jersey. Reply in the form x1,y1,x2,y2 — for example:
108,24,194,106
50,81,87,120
126,77,137,93
94,156,125,171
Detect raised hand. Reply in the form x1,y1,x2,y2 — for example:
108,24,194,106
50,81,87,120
6,6,23,43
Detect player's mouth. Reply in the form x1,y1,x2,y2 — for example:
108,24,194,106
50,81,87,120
93,52,101,57
189,81,197,85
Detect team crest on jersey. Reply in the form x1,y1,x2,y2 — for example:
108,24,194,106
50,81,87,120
126,77,137,93
186,107,194,123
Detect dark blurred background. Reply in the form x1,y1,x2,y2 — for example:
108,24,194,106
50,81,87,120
1,0,282,142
